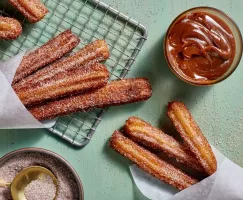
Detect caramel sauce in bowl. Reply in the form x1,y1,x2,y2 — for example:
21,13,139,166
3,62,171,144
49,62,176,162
164,7,242,86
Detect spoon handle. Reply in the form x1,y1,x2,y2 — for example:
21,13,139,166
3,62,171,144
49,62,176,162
0,179,10,187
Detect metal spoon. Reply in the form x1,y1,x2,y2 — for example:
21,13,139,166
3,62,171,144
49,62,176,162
0,166,58,200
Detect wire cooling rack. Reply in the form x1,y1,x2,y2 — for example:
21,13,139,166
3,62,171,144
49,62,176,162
0,0,147,147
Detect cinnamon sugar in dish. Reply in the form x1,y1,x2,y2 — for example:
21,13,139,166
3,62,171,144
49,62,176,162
0,152,79,200
24,174,56,200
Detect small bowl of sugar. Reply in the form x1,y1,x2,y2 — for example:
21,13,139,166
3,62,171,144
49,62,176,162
0,148,84,200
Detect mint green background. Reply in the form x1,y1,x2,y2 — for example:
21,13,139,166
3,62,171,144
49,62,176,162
1,0,243,199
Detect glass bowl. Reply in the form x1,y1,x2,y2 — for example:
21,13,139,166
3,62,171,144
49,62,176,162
164,7,243,86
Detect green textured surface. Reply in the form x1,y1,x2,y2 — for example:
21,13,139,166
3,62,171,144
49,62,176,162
0,0,243,200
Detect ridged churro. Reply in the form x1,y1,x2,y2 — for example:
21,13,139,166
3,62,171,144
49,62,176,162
12,30,80,84
29,78,152,121
14,63,110,106
8,0,49,23
109,131,198,190
0,17,22,40
124,116,203,172
14,39,110,88
167,101,217,175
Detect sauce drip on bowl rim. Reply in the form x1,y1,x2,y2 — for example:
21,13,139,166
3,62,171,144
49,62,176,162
166,12,236,84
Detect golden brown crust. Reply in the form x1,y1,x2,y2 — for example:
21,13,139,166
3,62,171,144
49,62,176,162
29,78,152,121
14,63,110,106
12,30,80,84
167,101,217,175
8,0,49,23
0,17,22,40
109,131,198,190
124,116,204,172
14,39,110,89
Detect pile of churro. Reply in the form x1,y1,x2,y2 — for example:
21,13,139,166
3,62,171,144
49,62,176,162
12,30,152,121
0,0,48,40
109,101,217,190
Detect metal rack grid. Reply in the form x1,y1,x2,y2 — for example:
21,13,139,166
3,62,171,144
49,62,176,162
0,0,147,147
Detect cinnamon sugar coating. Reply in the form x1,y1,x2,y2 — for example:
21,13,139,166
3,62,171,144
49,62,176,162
0,17,22,40
14,63,110,106
109,131,198,190
12,30,80,84
29,78,152,120
14,40,110,88
8,0,49,23
167,101,217,175
124,116,204,172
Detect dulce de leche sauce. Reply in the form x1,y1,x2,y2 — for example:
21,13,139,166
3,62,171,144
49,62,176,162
166,12,236,83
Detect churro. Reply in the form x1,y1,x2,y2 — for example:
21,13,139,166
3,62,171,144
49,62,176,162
124,116,203,172
109,131,198,190
12,30,80,84
14,63,110,106
29,78,152,121
0,17,22,40
14,40,110,88
167,101,217,175
8,0,49,23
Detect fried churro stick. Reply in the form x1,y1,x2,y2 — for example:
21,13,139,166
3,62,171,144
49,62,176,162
29,78,152,121
8,0,49,23
12,30,80,84
167,101,217,175
109,131,198,190
0,17,22,40
14,40,110,88
124,116,204,172
14,63,110,106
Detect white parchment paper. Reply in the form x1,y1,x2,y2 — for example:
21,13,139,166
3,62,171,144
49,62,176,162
130,147,243,200
0,52,55,129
